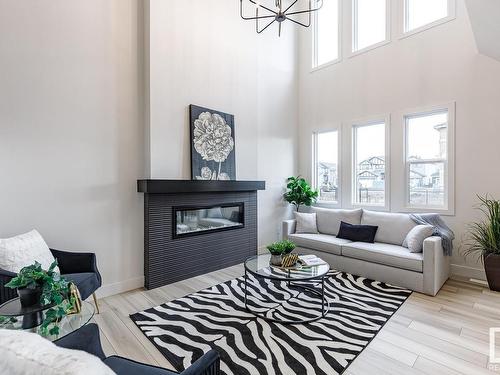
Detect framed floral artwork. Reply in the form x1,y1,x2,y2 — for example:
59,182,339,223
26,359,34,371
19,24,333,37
189,105,236,180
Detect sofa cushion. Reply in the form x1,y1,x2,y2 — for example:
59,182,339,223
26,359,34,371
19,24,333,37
288,233,351,255
0,329,115,375
294,212,318,234
342,242,423,272
361,210,417,245
311,207,363,236
63,272,100,301
337,222,378,243
403,225,434,253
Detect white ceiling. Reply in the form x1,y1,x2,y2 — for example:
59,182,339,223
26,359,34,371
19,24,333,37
465,0,500,61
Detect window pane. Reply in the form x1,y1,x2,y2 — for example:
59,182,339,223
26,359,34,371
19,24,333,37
406,0,448,32
353,0,386,51
315,0,339,67
407,111,448,160
406,110,448,208
316,131,339,202
353,123,385,205
409,162,445,207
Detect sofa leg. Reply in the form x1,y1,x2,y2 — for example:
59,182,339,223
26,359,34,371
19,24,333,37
92,292,100,314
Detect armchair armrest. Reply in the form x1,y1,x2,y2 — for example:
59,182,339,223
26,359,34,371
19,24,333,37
180,349,220,375
282,220,296,240
0,268,18,305
423,236,450,296
50,249,102,285
54,323,106,360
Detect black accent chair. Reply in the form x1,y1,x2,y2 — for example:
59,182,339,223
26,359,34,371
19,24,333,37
0,248,102,311
55,323,221,375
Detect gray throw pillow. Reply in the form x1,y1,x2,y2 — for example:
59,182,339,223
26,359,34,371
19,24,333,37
403,225,434,253
294,212,318,234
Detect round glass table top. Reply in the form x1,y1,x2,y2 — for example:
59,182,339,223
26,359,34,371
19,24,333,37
0,300,95,342
245,254,330,281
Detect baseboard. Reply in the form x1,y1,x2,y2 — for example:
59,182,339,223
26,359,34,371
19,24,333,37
450,263,486,280
94,276,145,299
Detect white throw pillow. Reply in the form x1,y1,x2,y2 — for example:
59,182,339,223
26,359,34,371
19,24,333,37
294,212,318,234
311,207,363,236
403,225,434,253
0,230,59,273
0,329,115,375
361,210,417,245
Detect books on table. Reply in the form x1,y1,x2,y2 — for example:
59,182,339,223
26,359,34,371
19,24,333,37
298,255,327,267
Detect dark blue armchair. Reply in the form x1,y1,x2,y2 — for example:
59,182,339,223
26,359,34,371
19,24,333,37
55,323,220,375
0,248,102,311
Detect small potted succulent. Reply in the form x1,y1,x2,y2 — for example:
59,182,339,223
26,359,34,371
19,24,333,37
463,195,500,291
5,261,76,335
266,240,296,266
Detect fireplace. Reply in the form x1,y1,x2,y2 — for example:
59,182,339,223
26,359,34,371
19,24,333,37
138,180,265,289
173,203,244,238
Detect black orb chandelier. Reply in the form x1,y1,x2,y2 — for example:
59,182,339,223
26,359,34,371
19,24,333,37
240,0,323,37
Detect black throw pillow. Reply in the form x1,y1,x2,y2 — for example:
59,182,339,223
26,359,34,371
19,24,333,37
337,221,378,243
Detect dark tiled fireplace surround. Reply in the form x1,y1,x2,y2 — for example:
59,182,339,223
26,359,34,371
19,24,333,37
137,180,265,289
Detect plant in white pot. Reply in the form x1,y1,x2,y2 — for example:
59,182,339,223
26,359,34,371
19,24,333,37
463,195,500,291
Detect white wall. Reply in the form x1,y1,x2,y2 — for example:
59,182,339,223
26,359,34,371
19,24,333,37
147,0,298,247
298,0,500,279
0,0,146,297
0,0,298,298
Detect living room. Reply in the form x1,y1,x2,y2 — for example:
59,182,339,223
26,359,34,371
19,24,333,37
1,0,500,374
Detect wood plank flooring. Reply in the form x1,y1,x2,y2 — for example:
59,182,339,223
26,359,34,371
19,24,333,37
92,265,500,374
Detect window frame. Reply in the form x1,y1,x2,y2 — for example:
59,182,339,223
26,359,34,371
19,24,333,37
399,103,456,215
312,128,342,208
312,0,342,71
399,0,456,39
350,0,391,57
348,115,391,211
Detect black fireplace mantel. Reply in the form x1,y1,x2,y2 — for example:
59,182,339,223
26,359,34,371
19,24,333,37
137,179,266,194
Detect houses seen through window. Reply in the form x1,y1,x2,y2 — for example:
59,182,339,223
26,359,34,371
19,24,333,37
406,111,448,208
353,122,386,206
315,131,339,203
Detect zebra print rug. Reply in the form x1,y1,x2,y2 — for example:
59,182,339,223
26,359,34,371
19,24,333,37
130,271,411,375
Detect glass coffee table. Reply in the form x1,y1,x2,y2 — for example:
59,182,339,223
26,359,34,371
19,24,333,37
0,298,95,341
244,254,330,324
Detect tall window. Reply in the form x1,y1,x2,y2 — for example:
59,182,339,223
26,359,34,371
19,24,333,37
405,0,449,32
405,111,448,208
313,131,339,203
352,0,387,52
352,122,386,206
313,0,340,68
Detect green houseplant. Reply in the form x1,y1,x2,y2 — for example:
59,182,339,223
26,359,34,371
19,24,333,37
283,176,318,212
266,240,296,266
463,195,500,291
5,260,75,336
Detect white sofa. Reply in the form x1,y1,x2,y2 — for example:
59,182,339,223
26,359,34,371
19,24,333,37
282,207,450,296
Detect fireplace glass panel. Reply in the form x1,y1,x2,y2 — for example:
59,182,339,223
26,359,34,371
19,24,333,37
174,203,244,237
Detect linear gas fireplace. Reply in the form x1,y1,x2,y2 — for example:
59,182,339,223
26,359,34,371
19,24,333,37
174,203,244,238
137,180,265,289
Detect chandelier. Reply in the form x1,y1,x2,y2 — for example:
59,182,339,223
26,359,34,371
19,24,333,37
240,0,323,37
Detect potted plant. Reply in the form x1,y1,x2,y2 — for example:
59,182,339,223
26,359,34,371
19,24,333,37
463,195,500,291
266,240,296,266
283,176,318,212
5,260,76,335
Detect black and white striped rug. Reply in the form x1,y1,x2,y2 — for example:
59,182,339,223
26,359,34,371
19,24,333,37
130,271,411,375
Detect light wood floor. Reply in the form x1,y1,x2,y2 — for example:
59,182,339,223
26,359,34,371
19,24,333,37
92,265,500,374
